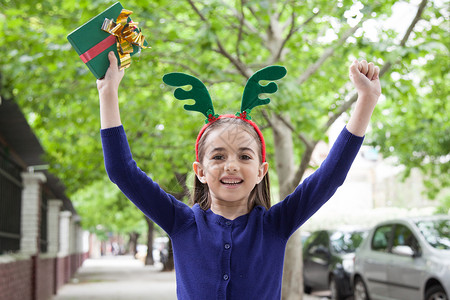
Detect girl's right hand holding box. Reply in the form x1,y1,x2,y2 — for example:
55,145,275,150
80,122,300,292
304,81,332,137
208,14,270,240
97,51,124,129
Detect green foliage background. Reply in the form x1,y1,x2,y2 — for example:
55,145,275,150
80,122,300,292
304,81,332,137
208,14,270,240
1,0,448,236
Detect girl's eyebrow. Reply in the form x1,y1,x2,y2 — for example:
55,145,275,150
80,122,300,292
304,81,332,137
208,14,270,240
209,147,226,153
239,147,256,154
207,147,226,156
208,147,256,154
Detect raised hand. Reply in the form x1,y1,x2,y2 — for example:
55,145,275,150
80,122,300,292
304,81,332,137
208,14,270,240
97,51,124,129
97,51,125,95
346,59,381,137
349,59,381,99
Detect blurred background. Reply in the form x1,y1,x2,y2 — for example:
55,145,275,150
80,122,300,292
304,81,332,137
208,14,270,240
0,0,448,299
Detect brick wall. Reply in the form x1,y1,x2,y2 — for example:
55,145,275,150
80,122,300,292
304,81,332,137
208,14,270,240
55,256,69,292
35,257,55,300
70,253,84,277
0,259,32,300
0,253,87,300
55,257,63,292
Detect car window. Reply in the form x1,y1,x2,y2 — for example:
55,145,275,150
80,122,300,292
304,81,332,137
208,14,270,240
371,225,392,252
315,231,329,248
415,219,450,250
303,231,320,250
331,231,367,254
307,231,329,255
392,224,421,254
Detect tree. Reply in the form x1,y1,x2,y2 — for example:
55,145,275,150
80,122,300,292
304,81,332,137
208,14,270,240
1,0,448,297
367,2,449,200
142,0,438,297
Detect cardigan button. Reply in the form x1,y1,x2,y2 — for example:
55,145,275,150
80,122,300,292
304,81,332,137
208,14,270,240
224,243,231,250
223,274,229,281
225,221,232,226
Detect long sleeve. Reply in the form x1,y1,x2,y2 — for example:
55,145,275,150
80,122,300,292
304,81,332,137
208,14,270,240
267,126,364,239
101,125,194,236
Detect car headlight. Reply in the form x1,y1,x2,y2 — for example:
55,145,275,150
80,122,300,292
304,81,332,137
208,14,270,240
342,258,354,273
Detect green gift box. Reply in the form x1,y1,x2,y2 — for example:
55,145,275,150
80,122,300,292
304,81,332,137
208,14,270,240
67,2,148,79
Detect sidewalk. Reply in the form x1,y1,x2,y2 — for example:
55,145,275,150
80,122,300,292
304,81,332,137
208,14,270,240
52,256,177,300
52,255,325,300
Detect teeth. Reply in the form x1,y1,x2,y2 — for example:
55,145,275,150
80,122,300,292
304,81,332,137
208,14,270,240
221,180,242,184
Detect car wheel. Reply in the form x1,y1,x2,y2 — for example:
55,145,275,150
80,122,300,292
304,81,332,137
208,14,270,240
425,285,448,300
354,277,370,300
329,276,343,300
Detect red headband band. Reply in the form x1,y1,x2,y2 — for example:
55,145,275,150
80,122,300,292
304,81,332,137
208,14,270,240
195,114,266,163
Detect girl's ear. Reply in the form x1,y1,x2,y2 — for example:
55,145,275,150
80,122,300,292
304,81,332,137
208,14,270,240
193,162,207,184
257,162,269,184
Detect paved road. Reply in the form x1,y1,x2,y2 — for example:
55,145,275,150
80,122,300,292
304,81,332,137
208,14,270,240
52,255,326,300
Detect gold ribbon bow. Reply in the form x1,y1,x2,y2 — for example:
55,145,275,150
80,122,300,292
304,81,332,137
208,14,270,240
101,9,148,70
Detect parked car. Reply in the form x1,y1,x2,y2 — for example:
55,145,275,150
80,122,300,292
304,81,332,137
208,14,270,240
352,215,450,300
303,228,368,300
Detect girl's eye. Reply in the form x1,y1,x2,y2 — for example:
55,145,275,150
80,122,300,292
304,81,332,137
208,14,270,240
212,155,224,160
240,154,251,160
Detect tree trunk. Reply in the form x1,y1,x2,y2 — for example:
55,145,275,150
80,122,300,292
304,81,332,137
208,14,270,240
145,217,155,265
271,114,295,191
128,231,139,257
283,232,304,300
271,114,304,300
162,238,175,271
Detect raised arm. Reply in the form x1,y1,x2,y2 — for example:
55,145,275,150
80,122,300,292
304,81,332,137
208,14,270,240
267,60,379,238
97,51,124,129
98,53,194,235
346,59,381,137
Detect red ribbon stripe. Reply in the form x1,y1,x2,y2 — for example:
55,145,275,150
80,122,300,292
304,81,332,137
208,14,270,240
79,35,116,63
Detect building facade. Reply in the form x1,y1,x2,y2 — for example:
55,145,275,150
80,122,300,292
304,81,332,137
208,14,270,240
0,98,86,300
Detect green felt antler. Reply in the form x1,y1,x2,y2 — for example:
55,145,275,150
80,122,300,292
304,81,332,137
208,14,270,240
163,73,216,121
240,66,287,115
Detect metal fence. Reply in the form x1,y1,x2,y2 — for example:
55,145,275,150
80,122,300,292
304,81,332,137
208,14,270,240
0,147,23,254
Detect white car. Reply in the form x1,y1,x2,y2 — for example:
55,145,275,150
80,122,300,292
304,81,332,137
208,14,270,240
352,215,450,300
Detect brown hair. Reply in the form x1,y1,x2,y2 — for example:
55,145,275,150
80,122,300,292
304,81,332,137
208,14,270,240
191,118,271,211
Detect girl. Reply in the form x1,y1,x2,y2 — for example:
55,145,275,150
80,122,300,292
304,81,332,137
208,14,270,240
97,51,380,299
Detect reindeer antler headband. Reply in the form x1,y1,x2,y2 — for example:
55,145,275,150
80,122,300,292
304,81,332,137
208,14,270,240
163,66,287,162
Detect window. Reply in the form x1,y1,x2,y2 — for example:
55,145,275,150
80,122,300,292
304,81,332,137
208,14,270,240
392,224,420,254
371,225,392,252
331,230,367,254
307,231,329,256
303,231,319,250
416,219,450,250
315,231,329,249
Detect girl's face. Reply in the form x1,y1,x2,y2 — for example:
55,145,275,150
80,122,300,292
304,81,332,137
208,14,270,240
194,124,268,208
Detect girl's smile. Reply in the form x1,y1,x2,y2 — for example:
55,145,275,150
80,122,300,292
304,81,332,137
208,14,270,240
220,176,244,188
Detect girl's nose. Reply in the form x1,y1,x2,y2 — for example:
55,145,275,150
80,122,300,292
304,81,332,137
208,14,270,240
225,160,238,172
